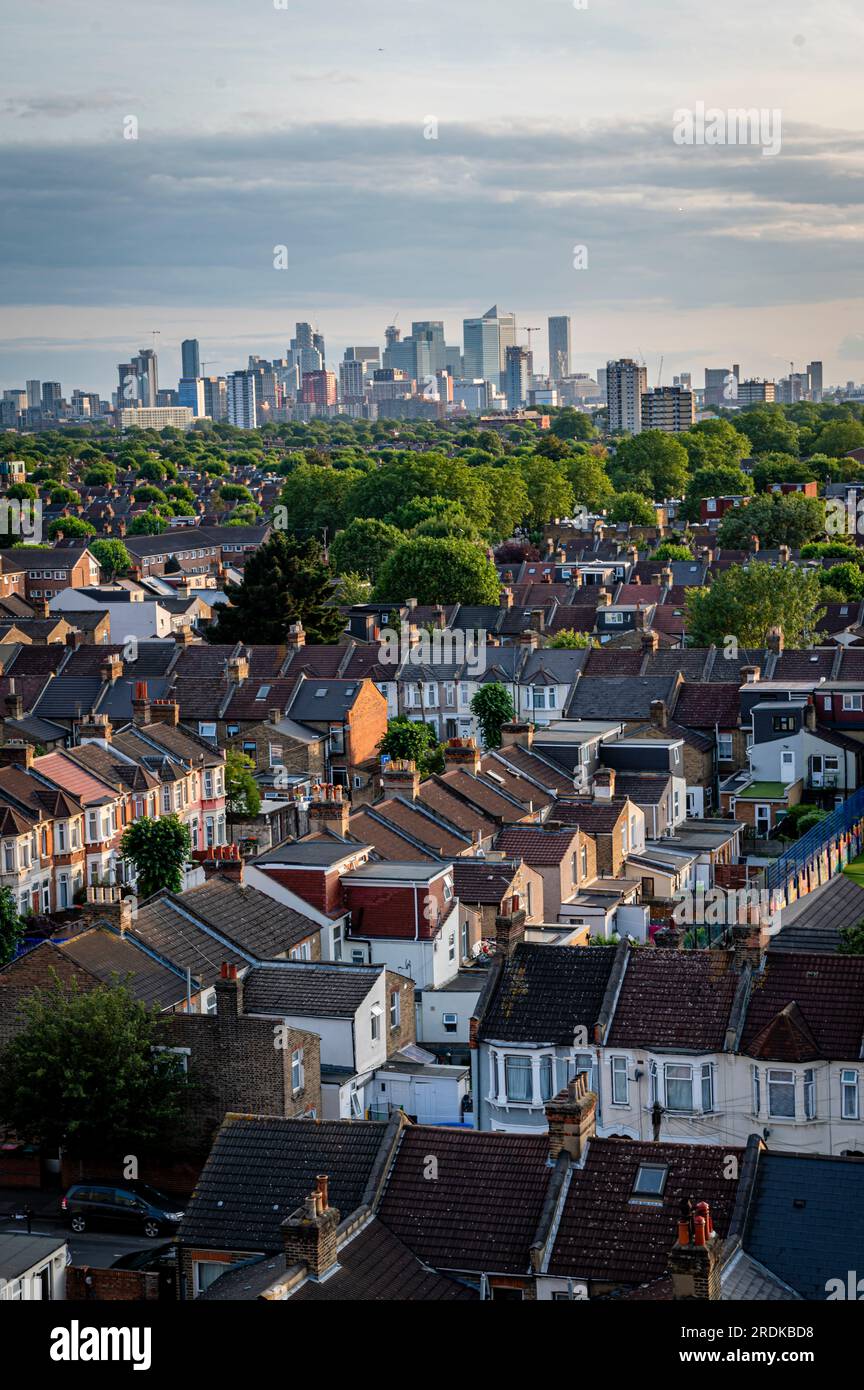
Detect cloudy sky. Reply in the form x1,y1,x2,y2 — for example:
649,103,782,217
2,0,863,395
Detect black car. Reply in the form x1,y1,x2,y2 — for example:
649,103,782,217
62,1182,185,1238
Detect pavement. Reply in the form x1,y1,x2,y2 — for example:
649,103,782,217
0,1186,167,1267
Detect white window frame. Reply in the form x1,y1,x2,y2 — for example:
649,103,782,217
841,1069,859,1120
611,1056,629,1105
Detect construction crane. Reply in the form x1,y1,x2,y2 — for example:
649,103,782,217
520,326,541,353
656,355,664,388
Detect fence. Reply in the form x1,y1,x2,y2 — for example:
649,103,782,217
762,784,864,898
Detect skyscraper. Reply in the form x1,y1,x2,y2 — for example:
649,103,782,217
463,315,501,386
131,349,158,407
641,385,695,433
548,317,571,381
181,339,201,379
41,382,62,415
26,380,41,409
807,361,823,402
203,377,228,421
504,346,530,410
178,377,206,416
491,307,517,378
227,371,257,429
606,358,647,434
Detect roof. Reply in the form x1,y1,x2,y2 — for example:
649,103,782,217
567,676,680,721
452,859,521,904
169,877,321,958
0,1232,66,1281
243,962,380,1018
287,1218,476,1301
58,928,188,1008
772,873,864,954
606,950,740,1050
741,953,864,1060
377,1125,551,1275
480,943,618,1043
495,826,581,864
177,1113,388,1252
673,682,742,728
744,1153,864,1300
32,751,114,805
548,1138,743,1283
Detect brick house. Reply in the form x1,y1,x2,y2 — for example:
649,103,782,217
3,547,101,603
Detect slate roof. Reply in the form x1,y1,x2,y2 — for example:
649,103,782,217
58,928,188,1008
480,943,617,1043
288,680,367,722
243,962,380,1018
566,677,679,720
744,1153,864,1299
31,676,102,720
130,898,247,986
612,773,671,806
288,1218,476,1301
173,877,321,958
606,951,740,1050
548,1139,744,1283
452,859,521,904
740,953,864,1061
378,1125,551,1275
548,798,628,833
177,1114,388,1253
771,873,864,954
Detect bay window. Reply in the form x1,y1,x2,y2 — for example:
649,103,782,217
701,1063,715,1113
664,1064,693,1113
611,1056,629,1105
505,1055,533,1103
539,1055,554,1102
767,1069,796,1118
803,1069,816,1120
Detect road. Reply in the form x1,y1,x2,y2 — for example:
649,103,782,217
1,1208,165,1267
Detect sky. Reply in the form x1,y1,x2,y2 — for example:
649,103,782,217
2,0,863,396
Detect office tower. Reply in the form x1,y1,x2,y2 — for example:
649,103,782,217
704,367,736,409
463,315,501,386
641,385,695,433
384,325,401,349
596,366,608,403
504,346,530,410
807,361,823,402
181,339,201,379
345,346,381,366
443,345,462,378
41,382,62,415
490,307,516,377
290,322,325,364
453,380,493,412
26,380,41,409
411,321,448,374
436,370,454,405
606,358,647,434
736,379,776,405
339,359,365,400
203,376,228,421
227,371,258,429
130,348,158,407
548,317,572,381
178,377,206,416
300,370,338,408
673,372,692,390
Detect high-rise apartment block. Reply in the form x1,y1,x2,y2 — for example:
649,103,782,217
641,385,695,433
606,358,647,434
548,316,571,380
227,370,258,429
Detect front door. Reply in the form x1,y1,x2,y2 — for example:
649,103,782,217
755,804,772,836
811,755,823,787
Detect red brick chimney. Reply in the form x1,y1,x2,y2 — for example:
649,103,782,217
150,698,180,727
499,721,534,749
544,1074,597,1162
592,767,616,800
132,680,151,725
444,737,481,774
494,894,527,958
380,759,420,801
308,783,350,836
669,1201,722,1300
281,1175,340,1279
214,960,244,1018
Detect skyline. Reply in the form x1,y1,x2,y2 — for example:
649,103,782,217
3,0,864,392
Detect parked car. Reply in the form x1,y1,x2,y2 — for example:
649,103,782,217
62,1183,185,1238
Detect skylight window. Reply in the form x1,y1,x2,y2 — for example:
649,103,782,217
256,685,271,700
633,1163,668,1197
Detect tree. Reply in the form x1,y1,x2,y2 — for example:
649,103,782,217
89,538,132,580
651,542,693,564
610,431,689,500
751,454,814,492
686,563,825,648
818,563,864,601
329,518,403,580
225,749,261,818
206,531,345,644
564,450,614,511
519,457,574,527
336,572,372,605
474,465,530,540
274,463,363,538
681,465,752,522
378,716,441,775
679,418,749,473
47,516,95,541
83,462,116,486
716,494,825,549
0,886,25,967
128,511,168,535
0,978,187,1151
733,405,800,457
120,815,191,899
373,537,501,605
837,921,864,955
814,420,864,458
606,491,656,525
470,683,516,749
550,408,597,441
547,630,594,648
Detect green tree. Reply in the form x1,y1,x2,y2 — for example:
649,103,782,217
814,420,864,458
275,463,363,538
0,978,187,1151
330,518,403,579
606,491,657,525
519,457,574,527
336,572,372,605
547,630,594,648
83,462,117,486
716,494,825,549
837,921,864,955
373,537,501,605
651,542,693,564
378,715,441,775
0,886,25,967
818,562,864,601
751,454,814,492
225,749,261,817
206,531,345,644
686,563,825,648
564,450,614,511
474,465,531,540
550,408,597,441
89,538,132,580
681,465,752,522
733,406,800,457
680,418,749,473
120,815,191,899
128,511,168,536
47,516,95,540
470,683,516,749
610,431,689,500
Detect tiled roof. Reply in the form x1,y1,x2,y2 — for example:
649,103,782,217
130,898,247,986
33,751,114,804
177,878,321,958
771,873,864,954
744,1153,864,1299
452,859,520,904
673,682,741,728
582,649,644,676
606,951,739,1049
495,826,580,864
288,1219,476,1301
567,676,679,720
59,928,187,1008
548,798,627,833
740,953,864,1060
549,1138,744,1283
480,943,618,1043
243,962,380,1018
346,810,437,862
378,1125,551,1274
177,1114,388,1252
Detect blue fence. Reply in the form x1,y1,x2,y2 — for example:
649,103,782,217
763,784,864,895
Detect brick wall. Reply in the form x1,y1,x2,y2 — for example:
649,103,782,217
67,1266,160,1302
384,971,416,1056
0,944,95,1049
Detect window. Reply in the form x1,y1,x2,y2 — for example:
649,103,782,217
442,1012,458,1033
803,1069,815,1120
752,1065,761,1115
162,787,171,813
633,1163,667,1198
772,715,795,732
505,1055,533,1103
649,1059,659,1105
291,1048,304,1093
370,1003,382,1042
539,1055,554,1102
289,941,311,961
389,989,400,1030
717,733,733,761
841,1070,859,1120
199,722,217,740
611,1056,629,1105
620,823,627,854
580,843,588,879
606,611,623,624
448,931,456,962
767,1069,796,1119
665,1063,693,1113
842,694,863,711
329,725,345,754
701,1063,715,1113
86,811,98,843
194,1262,227,1295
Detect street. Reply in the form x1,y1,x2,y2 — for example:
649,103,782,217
0,1192,167,1267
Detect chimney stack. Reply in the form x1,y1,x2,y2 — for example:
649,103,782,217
132,680,151,726
669,1201,722,1300
741,665,760,684
380,758,421,801
544,1074,597,1163
100,652,123,684
308,783,350,836
281,1176,340,1280
287,622,306,652
4,684,23,721
150,698,180,727
215,960,244,1018
443,737,481,774
766,626,784,655
226,653,249,684
77,712,112,745
494,894,527,958
592,767,616,800
649,699,668,730
499,721,534,749
642,630,660,653
0,740,33,769
597,589,612,607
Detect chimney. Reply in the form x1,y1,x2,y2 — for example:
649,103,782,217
597,589,612,607
741,665,760,683
654,925,686,950
499,587,514,610
593,766,616,800
444,737,481,774
381,758,421,801
545,538,555,557
78,712,112,745
494,894,527,958
651,573,662,586
100,652,123,684
499,721,534,749
269,708,282,726
0,740,33,769
150,698,180,727
65,630,85,650
287,622,306,651
201,843,244,883
802,698,816,733
432,604,447,630
642,630,660,653
132,680,151,725
4,684,23,721
660,567,673,587
669,1201,722,1300
544,1074,597,1163
33,598,50,620
173,626,194,647
626,546,639,565
766,626,784,655
649,699,668,730
778,544,790,564
226,653,249,684
730,919,769,970
281,1176,340,1279
215,960,244,1018
404,596,418,612
308,783,350,836
518,629,540,649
